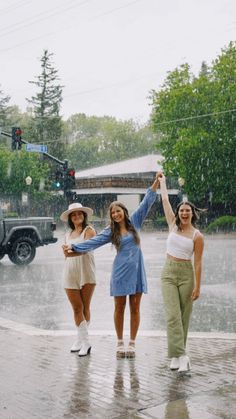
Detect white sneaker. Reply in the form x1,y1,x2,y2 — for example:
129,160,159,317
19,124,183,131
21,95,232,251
170,357,179,370
70,339,82,353
178,355,191,372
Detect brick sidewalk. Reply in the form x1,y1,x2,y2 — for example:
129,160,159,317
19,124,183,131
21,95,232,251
0,327,235,418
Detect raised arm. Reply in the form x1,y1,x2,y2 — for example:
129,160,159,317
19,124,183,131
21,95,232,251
157,172,175,229
130,173,159,230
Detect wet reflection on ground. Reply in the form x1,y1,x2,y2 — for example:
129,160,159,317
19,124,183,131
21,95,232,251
113,359,140,400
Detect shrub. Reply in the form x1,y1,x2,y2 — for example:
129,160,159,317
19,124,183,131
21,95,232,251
154,216,168,230
205,216,236,233
4,212,19,218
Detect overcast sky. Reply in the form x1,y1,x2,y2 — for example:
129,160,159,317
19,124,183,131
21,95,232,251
1,0,235,124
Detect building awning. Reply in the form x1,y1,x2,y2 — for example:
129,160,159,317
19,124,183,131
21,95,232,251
76,154,163,178
72,188,179,195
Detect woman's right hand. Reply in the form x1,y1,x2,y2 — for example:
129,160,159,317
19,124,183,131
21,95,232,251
62,244,83,257
157,171,165,183
62,244,72,257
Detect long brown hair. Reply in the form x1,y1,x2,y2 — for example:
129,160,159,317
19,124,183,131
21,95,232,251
109,201,140,250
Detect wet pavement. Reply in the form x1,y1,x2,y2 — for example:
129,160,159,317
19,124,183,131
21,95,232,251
0,326,235,418
0,230,236,418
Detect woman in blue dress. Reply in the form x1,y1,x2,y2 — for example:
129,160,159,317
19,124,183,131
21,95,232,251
63,174,159,358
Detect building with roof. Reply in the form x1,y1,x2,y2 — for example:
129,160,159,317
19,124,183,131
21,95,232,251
71,154,179,221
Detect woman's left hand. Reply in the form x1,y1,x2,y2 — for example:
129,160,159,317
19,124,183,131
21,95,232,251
191,288,200,301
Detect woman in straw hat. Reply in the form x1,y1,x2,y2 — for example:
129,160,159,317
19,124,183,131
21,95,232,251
63,174,159,358
60,202,96,357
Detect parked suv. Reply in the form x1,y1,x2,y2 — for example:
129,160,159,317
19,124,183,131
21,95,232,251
0,214,57,265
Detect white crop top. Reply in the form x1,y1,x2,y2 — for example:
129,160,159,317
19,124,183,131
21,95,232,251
166,228,198,260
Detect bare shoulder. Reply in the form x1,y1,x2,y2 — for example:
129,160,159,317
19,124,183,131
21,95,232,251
194,229,204,242
84,225,96,239
194,230,204,253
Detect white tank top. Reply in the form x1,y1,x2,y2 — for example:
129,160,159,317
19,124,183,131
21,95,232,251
166,228,198,260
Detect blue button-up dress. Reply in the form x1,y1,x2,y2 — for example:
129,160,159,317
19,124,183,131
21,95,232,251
71,188,157,296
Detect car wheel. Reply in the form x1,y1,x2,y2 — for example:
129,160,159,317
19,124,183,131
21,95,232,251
8,237,36,265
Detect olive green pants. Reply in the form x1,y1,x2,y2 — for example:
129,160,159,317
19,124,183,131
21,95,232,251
161,259,194,358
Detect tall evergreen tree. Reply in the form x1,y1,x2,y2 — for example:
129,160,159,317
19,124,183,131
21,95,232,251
0,86,11,134
26,50,65,158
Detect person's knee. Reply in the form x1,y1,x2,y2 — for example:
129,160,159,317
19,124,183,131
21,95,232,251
130,303,140,316
167,314,181,328
115,300,126,314
73,302,84,316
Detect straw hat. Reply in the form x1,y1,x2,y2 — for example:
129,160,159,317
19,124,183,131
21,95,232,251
60,203,93,222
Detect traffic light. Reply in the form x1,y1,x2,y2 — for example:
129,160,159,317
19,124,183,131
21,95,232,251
11,127,22,150
53,169,63,189
64,168,76,190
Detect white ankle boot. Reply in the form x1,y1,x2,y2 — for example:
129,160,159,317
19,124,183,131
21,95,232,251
178,355,191,372
70,338,82,353
78,320,91,357
170,357,179,370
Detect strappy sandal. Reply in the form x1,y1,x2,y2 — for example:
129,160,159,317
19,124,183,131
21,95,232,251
116,340,125,358
126,341,136,358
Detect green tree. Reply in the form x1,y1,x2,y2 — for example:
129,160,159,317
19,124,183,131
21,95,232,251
150,42,236,213
0,149,50,198
65,114,158,170
26,50,65,158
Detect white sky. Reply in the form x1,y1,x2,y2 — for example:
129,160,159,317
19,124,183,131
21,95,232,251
0,0,235,124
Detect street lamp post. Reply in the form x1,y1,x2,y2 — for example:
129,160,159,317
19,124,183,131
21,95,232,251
24,176,32,216
178,177,188,202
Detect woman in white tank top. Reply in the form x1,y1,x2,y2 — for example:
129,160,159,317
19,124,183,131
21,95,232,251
60,203,96,357
158,172,204,373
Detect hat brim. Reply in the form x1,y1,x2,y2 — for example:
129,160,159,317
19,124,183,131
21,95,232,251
60,207,93,222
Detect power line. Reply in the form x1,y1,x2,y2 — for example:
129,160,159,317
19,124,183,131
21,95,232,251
0,0,143,51
0,0,91,38
0,0,32,14
1,107,236,123
1,108,235,147
153,108,236,126
90,0,143,20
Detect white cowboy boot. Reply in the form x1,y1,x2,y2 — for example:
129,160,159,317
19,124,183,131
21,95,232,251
78,320,91,357
70,324,83,353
